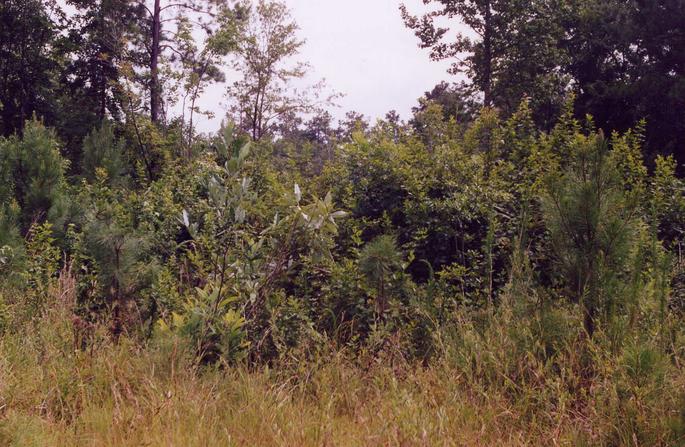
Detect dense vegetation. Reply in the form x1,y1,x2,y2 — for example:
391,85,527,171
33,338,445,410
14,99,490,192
1,0,684,445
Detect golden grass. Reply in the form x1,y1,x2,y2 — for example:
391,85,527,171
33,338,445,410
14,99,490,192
0,307,683,446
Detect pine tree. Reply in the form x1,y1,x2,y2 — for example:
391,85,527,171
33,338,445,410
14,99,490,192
359,235,403,317
64,0,141,122
81,120,127,185
541,133,640,337
82,202,155,338
0,136,22,271
7,120,68,232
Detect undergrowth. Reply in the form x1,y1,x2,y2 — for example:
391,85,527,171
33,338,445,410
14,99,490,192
1,299,683,447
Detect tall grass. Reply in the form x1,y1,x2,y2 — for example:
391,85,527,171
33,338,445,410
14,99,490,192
1,298,683,447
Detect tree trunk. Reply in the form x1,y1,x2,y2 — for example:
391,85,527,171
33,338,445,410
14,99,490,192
110,246,123,341
482,0,493,107
378,275,386,317
583,299,596,338
98,54,107,120
251,90,260,141
187,59,210,153
150,0,161,124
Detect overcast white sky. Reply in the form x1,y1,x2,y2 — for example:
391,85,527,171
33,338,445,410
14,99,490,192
195,0,459,132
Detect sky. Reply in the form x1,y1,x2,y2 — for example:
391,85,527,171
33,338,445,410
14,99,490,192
195,0,458,132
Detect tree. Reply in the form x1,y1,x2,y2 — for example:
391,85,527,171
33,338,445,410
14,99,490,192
412,81,480,127
411,101,460,151
82,203,155,338
64,0,142,122
175,6,244,149
227,0,332,141
629,0,685,165
53,0,144,164
400,0,571,124
400,0,498,107
3,120,68,232
336,111,369,141
81,120,127,185
132,0,245,125
541,133,641,337
275,110,339,173
0,0,61,136
359,235,403,317
567,0,685,166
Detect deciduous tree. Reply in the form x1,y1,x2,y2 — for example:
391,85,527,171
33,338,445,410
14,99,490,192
227,0,333,141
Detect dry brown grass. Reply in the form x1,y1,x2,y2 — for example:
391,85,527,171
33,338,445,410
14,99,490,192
0,303,683,446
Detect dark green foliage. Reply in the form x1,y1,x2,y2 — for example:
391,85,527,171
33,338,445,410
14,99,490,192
359,235,403,317
62,0,140,122
81,120,126,185
3,120,67,232
568,0,685,166
80,196,157,337
403,0,685,165
0,0,60,136
55,0,144,162
541,133,641,336
0,138,21,254
401,0,571,125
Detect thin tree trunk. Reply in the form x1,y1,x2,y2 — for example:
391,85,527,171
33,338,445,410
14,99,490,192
150,0,161,124
19,33,27,133
252,88,260,141
187,59,210,153
583,297,596,338
111,245,123,341
378,275,386,317
482,0,493,107
98,55,107,120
